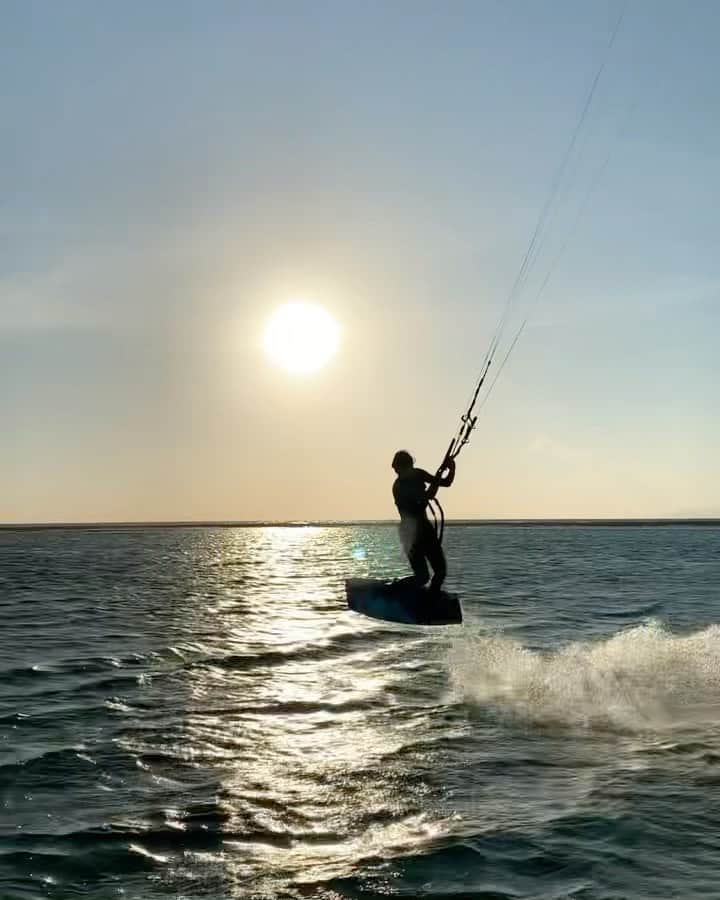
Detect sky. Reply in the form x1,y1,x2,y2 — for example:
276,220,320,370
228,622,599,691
2,0,719,523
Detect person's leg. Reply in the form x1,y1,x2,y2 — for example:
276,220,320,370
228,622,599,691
426,528,447,592
399,519,429,586
407,539,430,586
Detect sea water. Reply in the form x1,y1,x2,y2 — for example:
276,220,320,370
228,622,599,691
1,523,719,899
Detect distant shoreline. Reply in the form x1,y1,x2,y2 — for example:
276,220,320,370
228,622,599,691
1,518,719,532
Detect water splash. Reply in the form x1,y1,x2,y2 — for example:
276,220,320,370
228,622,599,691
449,620,720,731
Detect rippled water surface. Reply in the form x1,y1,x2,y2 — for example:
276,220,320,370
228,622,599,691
2,524,720,899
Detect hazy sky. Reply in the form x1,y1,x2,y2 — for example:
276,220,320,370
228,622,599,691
2,0,719,523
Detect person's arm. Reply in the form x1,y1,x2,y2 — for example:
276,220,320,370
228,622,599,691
438,457,456,487
416,468,440,502
420,458,456,501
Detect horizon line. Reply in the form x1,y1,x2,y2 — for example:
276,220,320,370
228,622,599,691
1,517,719,531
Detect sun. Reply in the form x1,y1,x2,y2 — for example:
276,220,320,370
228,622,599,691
263,302,340,374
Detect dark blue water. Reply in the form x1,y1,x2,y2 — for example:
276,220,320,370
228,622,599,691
2,524,720,899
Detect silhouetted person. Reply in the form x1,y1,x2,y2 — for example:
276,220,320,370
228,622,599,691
391,450,455,592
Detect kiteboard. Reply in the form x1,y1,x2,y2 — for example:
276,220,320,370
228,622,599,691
346,576,462,626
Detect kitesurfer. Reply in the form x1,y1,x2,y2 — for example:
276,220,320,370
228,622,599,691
391,450,455,592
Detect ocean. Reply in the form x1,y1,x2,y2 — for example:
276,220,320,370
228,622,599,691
1,523,719,899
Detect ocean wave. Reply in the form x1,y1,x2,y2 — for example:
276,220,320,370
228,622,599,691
449,620,720,730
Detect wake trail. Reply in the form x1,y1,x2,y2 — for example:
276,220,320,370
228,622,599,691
449,620,720,731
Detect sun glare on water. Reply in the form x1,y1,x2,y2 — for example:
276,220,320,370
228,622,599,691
264,302,340,374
